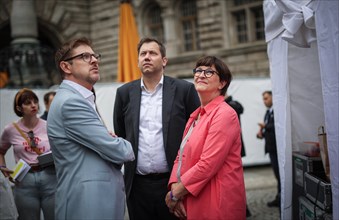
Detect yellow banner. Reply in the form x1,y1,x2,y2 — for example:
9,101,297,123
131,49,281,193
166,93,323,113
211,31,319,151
117,3,141,82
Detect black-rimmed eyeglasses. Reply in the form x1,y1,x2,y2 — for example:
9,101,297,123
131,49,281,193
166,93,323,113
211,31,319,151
193,68,218,78
27,131,37,148
63,52,101,63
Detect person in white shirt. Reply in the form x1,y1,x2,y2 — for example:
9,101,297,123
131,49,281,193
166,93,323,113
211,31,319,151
113,37,200,220
47,37,135,220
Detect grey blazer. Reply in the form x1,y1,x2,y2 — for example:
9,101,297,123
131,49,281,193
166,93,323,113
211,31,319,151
113,76,200,198
47,82,134,220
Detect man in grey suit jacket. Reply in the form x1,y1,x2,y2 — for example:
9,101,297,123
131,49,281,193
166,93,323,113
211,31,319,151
114,37,200,220
48,37,135,220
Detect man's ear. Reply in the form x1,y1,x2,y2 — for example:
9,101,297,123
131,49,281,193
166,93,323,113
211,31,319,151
162,57,168,68
60,61,72,75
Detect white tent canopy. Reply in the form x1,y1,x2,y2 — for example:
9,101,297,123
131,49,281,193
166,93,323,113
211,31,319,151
264,0,338,219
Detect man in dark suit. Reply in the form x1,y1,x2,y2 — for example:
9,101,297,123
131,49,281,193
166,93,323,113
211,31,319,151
113,37,200,220
257,90,280,208
40,91,56,120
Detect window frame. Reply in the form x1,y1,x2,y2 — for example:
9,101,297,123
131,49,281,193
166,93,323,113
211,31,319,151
145,3,164,43
228,0,265,45
179,0,200,52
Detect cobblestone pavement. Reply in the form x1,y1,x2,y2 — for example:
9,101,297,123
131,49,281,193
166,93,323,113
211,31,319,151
244,165,280,220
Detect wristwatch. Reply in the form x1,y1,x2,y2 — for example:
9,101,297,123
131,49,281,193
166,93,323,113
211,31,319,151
170,191,179,201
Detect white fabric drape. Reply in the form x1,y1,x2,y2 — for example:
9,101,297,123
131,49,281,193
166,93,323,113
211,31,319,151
267,37,293,218
264,0,338,219
315,1,339,218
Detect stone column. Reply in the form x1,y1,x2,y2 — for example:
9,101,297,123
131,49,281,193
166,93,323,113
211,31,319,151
8,0,51,88
162,7,179,57
10,0,38,44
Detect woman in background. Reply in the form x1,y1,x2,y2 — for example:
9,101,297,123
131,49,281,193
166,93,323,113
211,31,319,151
0,88,56,220
166,56,246,219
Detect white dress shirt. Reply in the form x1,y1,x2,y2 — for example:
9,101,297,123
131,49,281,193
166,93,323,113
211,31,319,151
63,80,96,111
136,75,169,174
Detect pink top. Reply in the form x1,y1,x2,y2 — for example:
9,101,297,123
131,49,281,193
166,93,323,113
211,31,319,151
169,96,246,220
0,119,51,165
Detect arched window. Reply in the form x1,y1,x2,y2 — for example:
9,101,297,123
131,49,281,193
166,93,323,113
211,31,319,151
146,4,164,43
180,0,200,51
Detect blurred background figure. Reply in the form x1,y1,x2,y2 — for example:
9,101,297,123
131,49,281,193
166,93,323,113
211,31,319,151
40,91,56,120
225,94,246,157
0,172,18,220
256,90,280,209
225,93,251,217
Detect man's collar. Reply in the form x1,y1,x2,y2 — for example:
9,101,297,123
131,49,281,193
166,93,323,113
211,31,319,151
63,80,93,99
140,74,164,91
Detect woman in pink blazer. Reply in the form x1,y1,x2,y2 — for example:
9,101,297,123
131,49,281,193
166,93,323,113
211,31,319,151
166,56,246,220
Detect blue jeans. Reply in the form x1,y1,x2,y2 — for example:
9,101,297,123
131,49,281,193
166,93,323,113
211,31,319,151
14,166,56,220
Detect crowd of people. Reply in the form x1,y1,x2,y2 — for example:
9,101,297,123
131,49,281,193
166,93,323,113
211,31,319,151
0,37,278,220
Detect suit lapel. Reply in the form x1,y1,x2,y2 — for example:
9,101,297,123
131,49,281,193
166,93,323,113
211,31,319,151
162,76,176,149
59,82,101,121
129,80,142,149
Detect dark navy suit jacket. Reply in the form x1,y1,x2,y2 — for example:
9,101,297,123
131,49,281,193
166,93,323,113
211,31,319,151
113,76,200,198
263,110,277,154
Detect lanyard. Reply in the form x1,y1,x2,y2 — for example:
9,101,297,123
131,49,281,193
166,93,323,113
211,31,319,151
176,119,197,182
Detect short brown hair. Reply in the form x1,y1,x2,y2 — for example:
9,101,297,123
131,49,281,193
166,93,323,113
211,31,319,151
137,37,166,57
43,91,56,105
14,88,39,117
262,90,272,96
194,56,232,96
55,37,92,78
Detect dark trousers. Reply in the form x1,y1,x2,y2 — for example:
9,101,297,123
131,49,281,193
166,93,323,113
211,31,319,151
269,151,281,198
127,174,178,220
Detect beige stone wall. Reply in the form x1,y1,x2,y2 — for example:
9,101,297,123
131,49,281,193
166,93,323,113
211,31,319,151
0,0,269,84
89,1,120,82
220,45,269,78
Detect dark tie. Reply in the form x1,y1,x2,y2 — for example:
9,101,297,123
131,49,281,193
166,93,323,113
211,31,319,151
264,110,270,124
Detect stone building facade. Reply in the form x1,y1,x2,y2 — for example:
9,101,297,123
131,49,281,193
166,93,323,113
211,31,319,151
0,0,269,86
